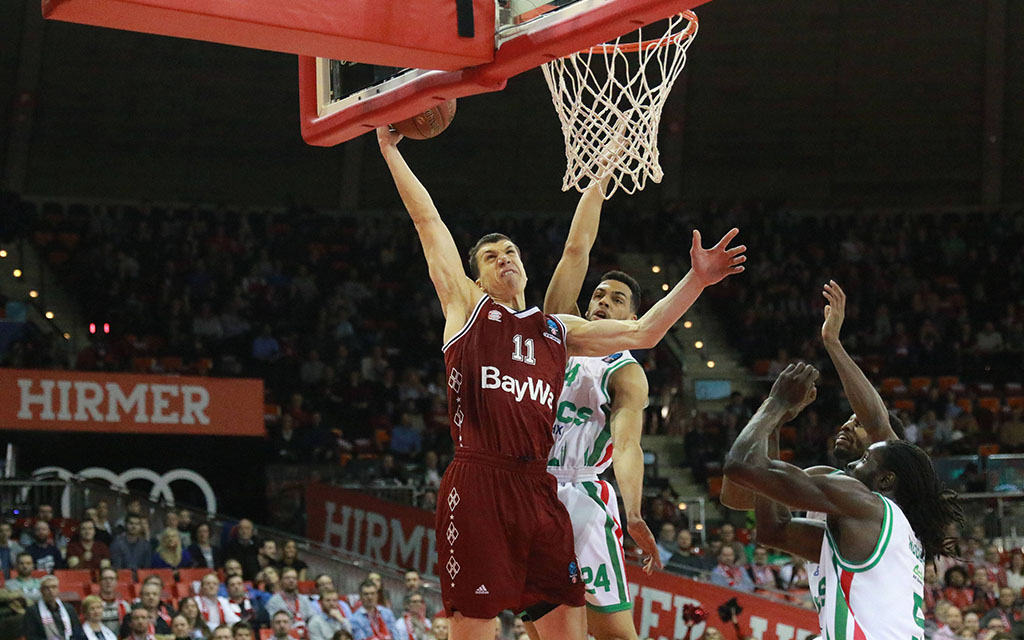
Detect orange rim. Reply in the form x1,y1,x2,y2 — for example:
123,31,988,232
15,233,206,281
586,10,697,55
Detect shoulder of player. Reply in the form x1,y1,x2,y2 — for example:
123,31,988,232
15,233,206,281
814,473,885,517
606,358,647,391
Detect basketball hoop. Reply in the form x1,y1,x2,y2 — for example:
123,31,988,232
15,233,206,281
541,11,698,199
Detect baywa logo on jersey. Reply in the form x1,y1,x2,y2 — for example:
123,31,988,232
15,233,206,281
488,310,502,322
481,366,555,409
544,318,562,344
568,561,579,583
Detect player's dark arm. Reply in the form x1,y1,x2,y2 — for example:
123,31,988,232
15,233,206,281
562,229,745,356
753,418,826,561
607,363,661,571
543,176,612,316
721,383,819,511
821,280,897,442
377,128,476,323
725,364,882,518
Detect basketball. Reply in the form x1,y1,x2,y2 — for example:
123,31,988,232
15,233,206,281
391,99,457,140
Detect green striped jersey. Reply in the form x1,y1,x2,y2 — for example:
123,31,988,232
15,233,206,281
814,494,926,640
547,352,639,471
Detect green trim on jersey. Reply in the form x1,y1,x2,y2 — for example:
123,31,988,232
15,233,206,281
599,357,638,404
582,482,628,605
829,555,850,639
586,601,633,613
825,493,893,573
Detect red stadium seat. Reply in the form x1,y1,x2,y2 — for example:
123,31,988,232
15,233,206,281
881,377,904,394
297,580,317,595
1007,397,1024,411
979,444,1000,457
909,377,933,392
892,399,915,412
53,569,93,591
177,568,212,585
978,397,1001,413
937,376,960,391
137,568,175,586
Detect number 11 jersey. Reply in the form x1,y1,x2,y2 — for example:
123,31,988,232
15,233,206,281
442,295,569,460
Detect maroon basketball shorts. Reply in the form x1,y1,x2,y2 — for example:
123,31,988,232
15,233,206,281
436,448,586,619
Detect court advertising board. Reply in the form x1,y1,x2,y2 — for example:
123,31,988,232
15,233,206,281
307,482,438,577
626,564,819,640
306,481,820,639
0,368,264,436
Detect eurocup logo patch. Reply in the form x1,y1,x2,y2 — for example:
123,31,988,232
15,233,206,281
602,352,623,364
544,318,563,344
568,561,579,583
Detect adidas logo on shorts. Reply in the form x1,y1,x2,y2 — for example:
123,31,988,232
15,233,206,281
475,585,489,595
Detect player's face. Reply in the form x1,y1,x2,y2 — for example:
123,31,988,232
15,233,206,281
475,240,527,298
845,441,886,488
833,414,870,464
585,280,634,321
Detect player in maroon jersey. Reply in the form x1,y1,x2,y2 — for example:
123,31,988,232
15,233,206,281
377,127,745,640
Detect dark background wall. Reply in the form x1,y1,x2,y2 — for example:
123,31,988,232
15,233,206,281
1,0,1022,209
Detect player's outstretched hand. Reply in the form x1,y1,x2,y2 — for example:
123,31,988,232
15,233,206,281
769,362,819,409
376,126,403,151
627,518,663,574
821,280,847,345
690,228,746,287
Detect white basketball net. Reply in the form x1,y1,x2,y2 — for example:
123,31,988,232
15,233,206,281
541,11,698,199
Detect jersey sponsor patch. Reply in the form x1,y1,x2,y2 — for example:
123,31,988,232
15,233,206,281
543,318,563,344
569,560,579,583
602,352,624,364
488,310,502,322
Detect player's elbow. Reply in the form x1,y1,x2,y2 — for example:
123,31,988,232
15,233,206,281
723,456,757,487
561,240,591,258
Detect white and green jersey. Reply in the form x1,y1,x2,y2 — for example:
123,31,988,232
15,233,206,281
548,351,639,473
813,495,926,640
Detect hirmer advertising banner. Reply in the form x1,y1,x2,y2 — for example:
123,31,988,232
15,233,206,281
0,368,264,436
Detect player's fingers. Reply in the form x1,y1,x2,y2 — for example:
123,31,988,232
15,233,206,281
726,244,746,256
729,266,745,274
692,229,702,250
731,255,747,265
713,228,740,250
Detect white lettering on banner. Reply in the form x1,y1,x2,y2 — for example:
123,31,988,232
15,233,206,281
322,502,350,550
181,386,211,424
320,501,437,577
774,622,795,640
57,380,72,420
151,384,179,423
18,379,54,419
390,519,423,570
748,616,768,639
639,586,673,640
74,382,104,421
364,512,389,561
106,383,149,423
16,379,211,426
480,366,554,409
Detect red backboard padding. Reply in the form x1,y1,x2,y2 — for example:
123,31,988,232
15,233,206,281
299,0,711,146
41,0,496,71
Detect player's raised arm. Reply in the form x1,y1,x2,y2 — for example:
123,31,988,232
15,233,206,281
821,280,898,442
377,128,477,332
543,176,613,316
562,228,745,357
751,414,827,561
606,363,661,572
724,364,883,519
